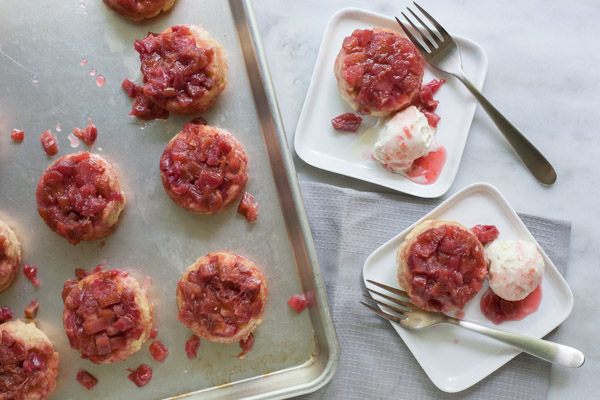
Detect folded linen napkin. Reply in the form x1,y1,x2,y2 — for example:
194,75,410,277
297,181,571,400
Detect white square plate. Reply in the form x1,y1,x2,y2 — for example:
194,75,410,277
294,8,488,198
362,182,574,392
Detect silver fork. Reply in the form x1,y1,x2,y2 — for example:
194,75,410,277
396,3,557,185
361,279,585,367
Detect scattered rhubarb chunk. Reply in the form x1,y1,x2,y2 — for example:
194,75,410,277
416,79,446,127
183,117,208,131
24,299,39,319
76,369,99,390
73,121,98,146
238,333,254,358
237,192,258,222
11,129,24,141
127,364,153,387
40,130,59,156
287,294,309,313
23,265,40,287
149,328,158,339
0,307,13,323
331,113,363,132
471,224,500,245
185,335,200,359
149,340,169,363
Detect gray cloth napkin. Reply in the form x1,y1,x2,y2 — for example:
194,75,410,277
297,181,571,400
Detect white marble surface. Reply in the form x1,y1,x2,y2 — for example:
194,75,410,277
252,0,599,398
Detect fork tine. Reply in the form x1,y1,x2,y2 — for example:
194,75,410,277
362,294,410,314
365,287,413,310
366,280,410,299
407,7,442,45
413,2,451,39
400,12,434,51
360,301,406,323
394,17,430,54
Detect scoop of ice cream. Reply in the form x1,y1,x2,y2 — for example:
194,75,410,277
486,240,544,301
373,105,435,173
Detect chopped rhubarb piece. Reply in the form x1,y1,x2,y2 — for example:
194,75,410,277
22,353,46,372
149,340,169,363
24,299,39,319
76,369,98,390
149,328,158,339
23,265,40,287
40,130,59,156
471,224,500,245
95,333,112,355
0,307,13,323
62,278,79,300
238,333,254,358
83,318,109,335
331,113,363,132
109,336,127,350
185,335,200,359
287,294,309,313
127,364,153,387
11,129,24,141
113,315,135,332
73,121,98,146
237,192,258,222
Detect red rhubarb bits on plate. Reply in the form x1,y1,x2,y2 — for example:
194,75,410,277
76,369,98,390
149,340,169,362
23,265,40,287
11,129,24,141
287,294,309,313
40,130,59,156
73,121,98,146
127,364,152,387
470,224,500,245
331,113,362,132
237,192,258,222
185,335,200,359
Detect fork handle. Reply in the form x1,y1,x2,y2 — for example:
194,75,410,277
451,319,585,367
452,71,557,185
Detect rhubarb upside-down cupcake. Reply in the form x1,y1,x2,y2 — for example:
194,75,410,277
159,123,248,214
122,24,227,119
62,267,153,364
397,220,487,312
0,320,60,400
334,28,424,117
176,250,267,344
36,152,126,245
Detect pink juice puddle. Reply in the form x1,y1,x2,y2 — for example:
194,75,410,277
80,59,87,66
90,69,97,76
96,76,105,87
405,146,447,185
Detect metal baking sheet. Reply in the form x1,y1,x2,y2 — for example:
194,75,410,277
0,0,339,398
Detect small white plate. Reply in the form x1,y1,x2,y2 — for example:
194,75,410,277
294,8,488,198
362,183,573,392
